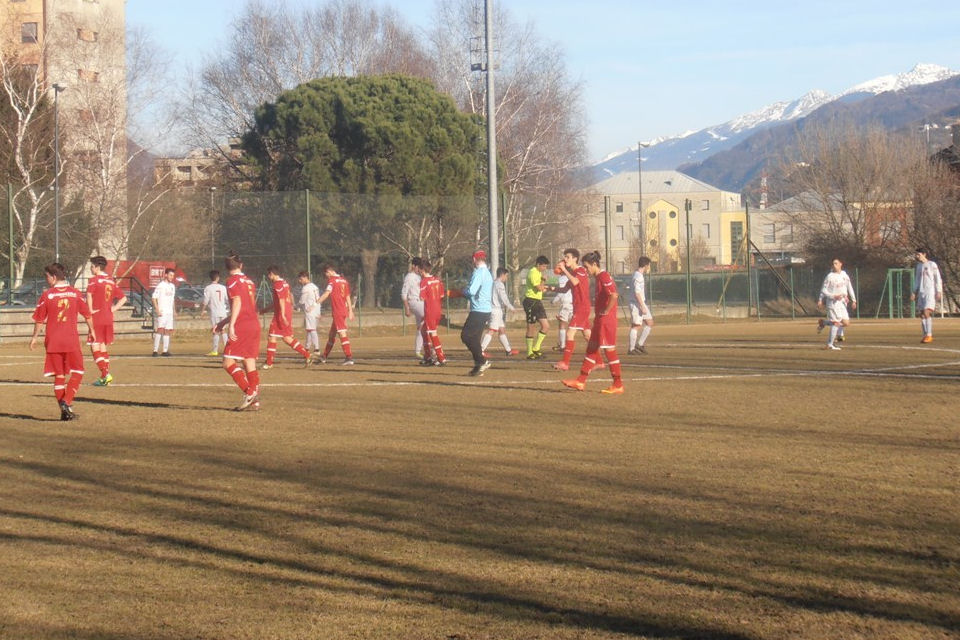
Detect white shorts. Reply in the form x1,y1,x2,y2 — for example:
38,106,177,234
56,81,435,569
209,312,227,329
488,308,507,331
155,313,175,331
826,299,849,324
556,304,573,323
630,304,653,324
303,310,321,331
916,291,937,312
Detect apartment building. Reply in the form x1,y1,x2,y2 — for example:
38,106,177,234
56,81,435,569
2,0,127,258
582,170,746,274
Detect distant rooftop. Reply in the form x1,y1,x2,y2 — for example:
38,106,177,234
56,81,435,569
586,170,735,195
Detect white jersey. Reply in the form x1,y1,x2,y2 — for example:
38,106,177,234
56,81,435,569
152,280,176,316
914,260,942,306
629,270,647,310
401,271,422,305
491,280,515,312
819,270,856,306
299,282,322,316
552,275,572,307
203,282,228,319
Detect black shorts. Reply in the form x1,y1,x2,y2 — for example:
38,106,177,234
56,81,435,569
523,297,547,325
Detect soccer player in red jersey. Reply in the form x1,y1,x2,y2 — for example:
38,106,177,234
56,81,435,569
85,255,126,386
315,263,355,365
29,263,96,420
417,259,447,366
220,254,262,410
561,251,625,394
262,266,312,369
553,248,592,371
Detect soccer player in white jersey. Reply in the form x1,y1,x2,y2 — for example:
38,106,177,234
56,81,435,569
401,257,424,358
151,268,177,356
481,267,519,357
817,258,857,351
297,271,323,354
628,256,654,354
201,270,229,356
552,273,573,351
910,247,943,343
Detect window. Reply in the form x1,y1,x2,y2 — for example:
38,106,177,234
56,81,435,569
701,223,711,239
21,22,38,43
77,28,98,42
782,224,794,244
730,221,744,259
668,211,677,219
616,225,624,241
618,260,627,274
176,166,193,180
77,68,100,82
701,200,710,210
669,239,678,247
763,223,776,244
648,211,656,219
615,202,623,213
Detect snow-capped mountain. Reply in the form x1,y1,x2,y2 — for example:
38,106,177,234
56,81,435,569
840,62,957,97
589,64,959,181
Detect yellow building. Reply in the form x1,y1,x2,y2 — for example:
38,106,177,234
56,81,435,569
582,170,746,274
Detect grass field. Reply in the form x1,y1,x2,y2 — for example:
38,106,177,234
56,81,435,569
1,319,958,639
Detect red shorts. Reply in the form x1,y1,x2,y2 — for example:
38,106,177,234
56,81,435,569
422,313,441,332
224,321,261,360
88,321,114,345
569,306,591,331
329,314,348,332
44,350,85,377
586,313,618,351
268,317,294,339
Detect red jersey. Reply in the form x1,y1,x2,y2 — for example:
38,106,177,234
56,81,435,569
419,274,445,318
85,273,123,325
270,278,293,323
570,265,591,311
226,272,259,325
593,270,618,314
33,283,91,352
325,275,351,317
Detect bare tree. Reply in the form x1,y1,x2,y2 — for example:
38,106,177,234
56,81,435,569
180,0,431,168
910,157,960,310
47,10,178,265
0,40,57,287
777,124,918,263
426,0,588,286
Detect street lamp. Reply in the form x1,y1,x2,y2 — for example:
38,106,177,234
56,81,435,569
52,83,66,263
209,186,217,269
684,198,693,323
637,142,650,255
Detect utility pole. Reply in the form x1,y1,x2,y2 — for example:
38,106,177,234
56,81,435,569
471,0,499,274
52,83,66,262
684,198,692,323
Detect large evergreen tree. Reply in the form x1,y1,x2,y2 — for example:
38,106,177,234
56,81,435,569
242,74,483,306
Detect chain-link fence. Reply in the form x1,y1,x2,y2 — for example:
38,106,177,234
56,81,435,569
2,188,947,323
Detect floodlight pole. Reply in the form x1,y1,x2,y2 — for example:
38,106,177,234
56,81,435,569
484,0,498,274
638,142,649,256
684,198,692,323
52,83,66,263
209,186,217,269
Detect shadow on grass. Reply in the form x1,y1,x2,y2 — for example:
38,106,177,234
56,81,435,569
1,412,957,638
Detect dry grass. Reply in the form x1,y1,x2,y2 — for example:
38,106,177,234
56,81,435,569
0,319,957,639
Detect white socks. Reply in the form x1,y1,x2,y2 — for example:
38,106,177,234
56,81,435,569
639,325,651,346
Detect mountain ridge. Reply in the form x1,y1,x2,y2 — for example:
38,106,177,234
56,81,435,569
588,63,959,183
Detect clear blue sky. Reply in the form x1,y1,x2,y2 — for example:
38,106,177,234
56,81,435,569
128,0,960,162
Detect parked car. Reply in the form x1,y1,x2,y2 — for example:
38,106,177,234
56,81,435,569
175,286,204,314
